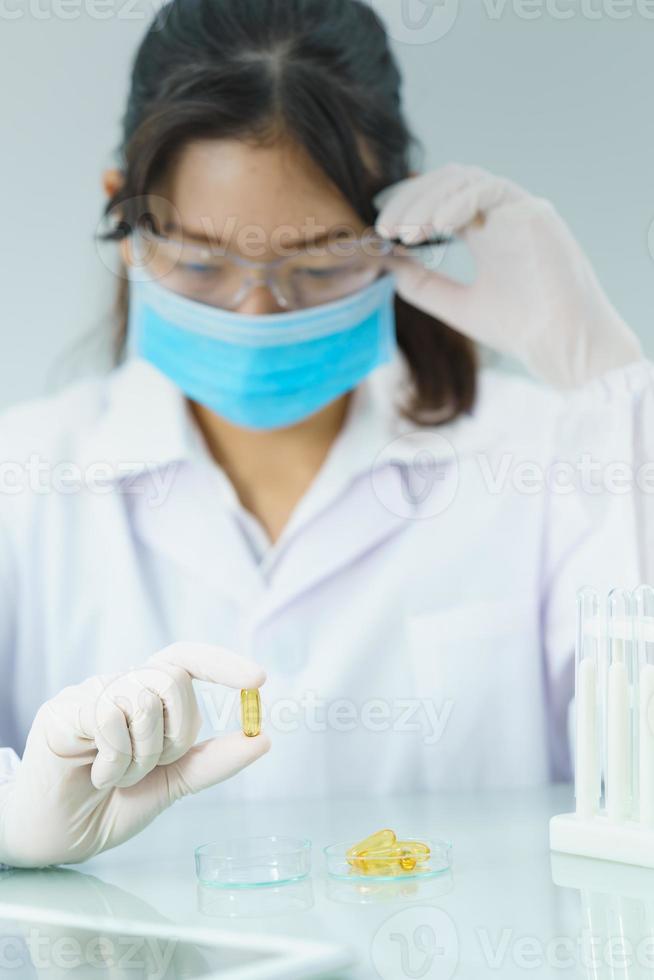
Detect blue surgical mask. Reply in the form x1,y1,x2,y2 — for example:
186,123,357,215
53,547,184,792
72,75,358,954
126,267,398,430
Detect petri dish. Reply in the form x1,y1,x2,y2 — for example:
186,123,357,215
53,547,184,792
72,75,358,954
325,868,454,905
195,836,311,888
324,835,452,883
197,877,314,917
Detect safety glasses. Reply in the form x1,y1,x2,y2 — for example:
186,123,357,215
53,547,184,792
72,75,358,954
128,223,448,311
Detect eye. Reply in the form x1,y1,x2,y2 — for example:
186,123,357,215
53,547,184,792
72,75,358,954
296,266,347,278
180,262,223,276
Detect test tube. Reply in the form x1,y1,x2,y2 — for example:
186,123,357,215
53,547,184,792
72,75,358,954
575,588,601,820
606,589,634,824
635,585,654,826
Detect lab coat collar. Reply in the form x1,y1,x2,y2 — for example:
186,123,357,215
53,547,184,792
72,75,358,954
76,353,504,614
251,353,488,618
78,351,506,517
69,357,387,595
79,352,477,483
78,358,208,476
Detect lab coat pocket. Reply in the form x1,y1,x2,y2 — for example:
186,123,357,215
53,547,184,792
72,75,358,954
405,596,547,789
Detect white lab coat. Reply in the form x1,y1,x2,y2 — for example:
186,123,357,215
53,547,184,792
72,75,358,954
0,352,652,801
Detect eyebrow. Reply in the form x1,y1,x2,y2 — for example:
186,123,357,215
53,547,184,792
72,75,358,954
162,221,357,249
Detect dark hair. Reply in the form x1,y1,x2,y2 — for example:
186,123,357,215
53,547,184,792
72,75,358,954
100,0,477,424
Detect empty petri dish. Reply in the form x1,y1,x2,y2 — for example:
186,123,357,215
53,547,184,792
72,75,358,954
197,877,314,917
324,835,452,883
195,836,311,888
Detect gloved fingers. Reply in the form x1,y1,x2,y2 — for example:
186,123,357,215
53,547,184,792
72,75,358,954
375,172,466,243
111,686,165,789
120,663,201,767
398,173,516,246
35,646,265,792
149,642,266,690
374,162,483,217
151,667,202,767
31,674,120,758
393,260,476,335
376,166,530,246
374,164,491,242
91,672,178,789
97,666,200,775
373,173,428,213
429,177,511,241
89,698,134,791
374,174,445,237
160,732,272,801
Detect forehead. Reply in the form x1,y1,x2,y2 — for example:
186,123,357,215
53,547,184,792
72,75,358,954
152,137,366,242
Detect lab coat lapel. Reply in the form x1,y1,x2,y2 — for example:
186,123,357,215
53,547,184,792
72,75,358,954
132,459,266,605
251,353,496,622
252,357,430,622
255,462,413,623
78,358,265,605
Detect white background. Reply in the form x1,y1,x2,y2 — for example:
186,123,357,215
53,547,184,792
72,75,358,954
1,0,652,411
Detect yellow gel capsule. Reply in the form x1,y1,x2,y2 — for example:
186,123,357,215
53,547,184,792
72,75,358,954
240,688,261,737
396,841,431,870
346,829,397,871
362,845,422,875
359,846,408,875
350,838,432,876
359,860,401,876
398,851,417,872
347,829,396,859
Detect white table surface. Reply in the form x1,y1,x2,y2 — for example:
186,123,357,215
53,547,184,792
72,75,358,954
2,783,651,979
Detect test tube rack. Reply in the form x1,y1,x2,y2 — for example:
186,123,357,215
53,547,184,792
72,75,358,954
550,586,654,868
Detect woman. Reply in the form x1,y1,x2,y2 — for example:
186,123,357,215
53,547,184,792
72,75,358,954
0,0,650,869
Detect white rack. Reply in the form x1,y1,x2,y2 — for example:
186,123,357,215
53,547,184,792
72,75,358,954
550,586,654,868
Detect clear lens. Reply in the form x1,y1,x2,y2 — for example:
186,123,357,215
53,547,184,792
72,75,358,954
131,227,394,309
132,229,242,305
285,260,384,306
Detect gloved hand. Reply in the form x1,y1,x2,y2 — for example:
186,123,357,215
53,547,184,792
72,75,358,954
375,163,643,387
0,643,269,869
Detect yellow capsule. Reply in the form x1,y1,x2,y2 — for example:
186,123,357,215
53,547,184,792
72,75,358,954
347,829,396,859
398,851,417,872
240,688,261,737
396,841,431,870
363,845,423,875
347,835,432,876
346,829,396,871
359,860,401,876
359,846,408,875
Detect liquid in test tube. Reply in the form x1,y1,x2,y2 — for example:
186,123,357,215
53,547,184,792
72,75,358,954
636,586,654,825
575,588,601,820
606,589,633,825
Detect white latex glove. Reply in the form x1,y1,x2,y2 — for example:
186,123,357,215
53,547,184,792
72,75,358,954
0,643,269,869
375,163,643,387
